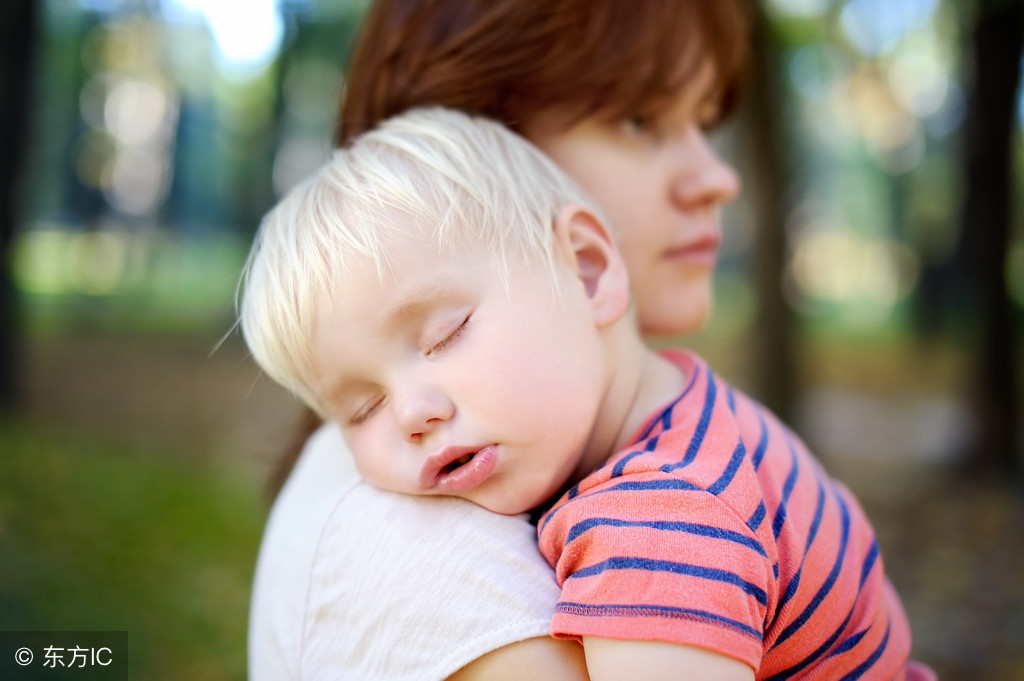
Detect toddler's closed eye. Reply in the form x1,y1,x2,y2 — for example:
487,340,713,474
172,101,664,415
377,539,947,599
350,394,385,425
427,315,471,356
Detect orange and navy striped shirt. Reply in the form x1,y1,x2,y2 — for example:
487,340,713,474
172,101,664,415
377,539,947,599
537,349,913,679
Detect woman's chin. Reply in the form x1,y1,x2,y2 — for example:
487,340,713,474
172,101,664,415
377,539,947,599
637,293,711,338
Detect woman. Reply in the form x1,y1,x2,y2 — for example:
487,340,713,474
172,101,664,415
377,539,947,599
248,1,748,679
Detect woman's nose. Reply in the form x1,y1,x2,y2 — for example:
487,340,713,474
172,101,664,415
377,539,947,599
670,128,742,211
394,385,455,443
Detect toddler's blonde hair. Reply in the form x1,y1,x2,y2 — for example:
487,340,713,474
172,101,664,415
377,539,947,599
238,107,607,413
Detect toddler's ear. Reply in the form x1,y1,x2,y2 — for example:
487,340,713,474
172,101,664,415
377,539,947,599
553,204,630,328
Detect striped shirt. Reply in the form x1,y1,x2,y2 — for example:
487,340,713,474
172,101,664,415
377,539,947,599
537,349,913,679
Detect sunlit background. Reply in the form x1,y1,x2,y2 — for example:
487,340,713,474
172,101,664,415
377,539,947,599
16,0,990,332
2,0,1022,679
15,0,358,324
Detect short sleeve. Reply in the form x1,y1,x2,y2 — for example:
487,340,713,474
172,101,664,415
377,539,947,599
539,476,770,670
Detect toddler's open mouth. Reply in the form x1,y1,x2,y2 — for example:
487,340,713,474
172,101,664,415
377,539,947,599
423,444,499,493
442,452,476,474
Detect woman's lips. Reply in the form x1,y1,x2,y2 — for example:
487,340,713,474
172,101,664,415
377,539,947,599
421,444,499,492
663,233,720,266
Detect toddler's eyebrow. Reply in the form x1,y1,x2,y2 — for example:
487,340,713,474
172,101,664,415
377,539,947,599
382,283,455,334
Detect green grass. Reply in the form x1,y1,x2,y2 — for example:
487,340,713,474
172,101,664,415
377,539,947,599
0,418,265,680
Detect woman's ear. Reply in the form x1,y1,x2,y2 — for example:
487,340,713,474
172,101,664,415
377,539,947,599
553,203,630,328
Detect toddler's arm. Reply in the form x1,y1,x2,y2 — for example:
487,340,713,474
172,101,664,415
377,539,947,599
583,637,754,681
448,636,589,680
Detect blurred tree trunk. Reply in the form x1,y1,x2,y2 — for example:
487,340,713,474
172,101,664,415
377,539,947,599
0,0,38,411
743,2,796,425
959,0,1024,478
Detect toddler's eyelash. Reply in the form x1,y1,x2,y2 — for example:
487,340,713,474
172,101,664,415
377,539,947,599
428,315,470,356
350,395,385,425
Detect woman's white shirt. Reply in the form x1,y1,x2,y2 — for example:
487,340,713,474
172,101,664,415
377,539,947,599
247,421,559,680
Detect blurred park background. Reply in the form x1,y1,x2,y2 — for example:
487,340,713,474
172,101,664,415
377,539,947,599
1,0,1022,679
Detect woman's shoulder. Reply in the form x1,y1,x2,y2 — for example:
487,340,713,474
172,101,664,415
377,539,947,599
249,421,560,681
268,421,544,556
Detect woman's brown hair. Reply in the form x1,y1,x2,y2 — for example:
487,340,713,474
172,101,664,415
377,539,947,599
267,0,751,500
337,0,750,144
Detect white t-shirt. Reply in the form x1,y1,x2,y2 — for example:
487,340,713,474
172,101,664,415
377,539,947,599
248,422,560,680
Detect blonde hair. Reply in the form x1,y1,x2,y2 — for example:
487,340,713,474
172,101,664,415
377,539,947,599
238,107,607,412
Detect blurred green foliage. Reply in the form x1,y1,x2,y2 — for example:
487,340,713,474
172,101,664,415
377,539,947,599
0,418,264,680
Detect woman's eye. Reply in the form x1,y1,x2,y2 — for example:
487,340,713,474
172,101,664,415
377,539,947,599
350,395,385,425
697,99,724,130
426,315,471,357
621,115,654,136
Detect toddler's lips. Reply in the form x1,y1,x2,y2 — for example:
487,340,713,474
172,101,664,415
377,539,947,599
421,444,499,492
